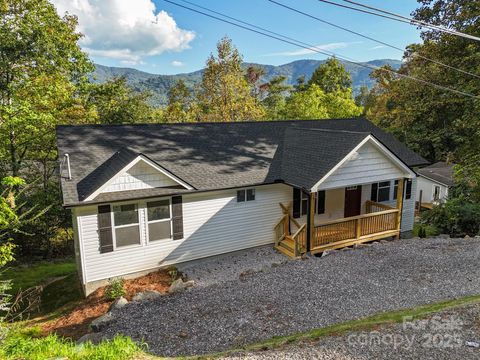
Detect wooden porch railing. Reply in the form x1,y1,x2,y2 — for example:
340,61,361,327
273,214,288,246
365,199,395,213
311,207,400,252
292,223,307,256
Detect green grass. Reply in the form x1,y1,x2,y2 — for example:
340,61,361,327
1,259,77,294
1,259,83,317
0,327,143,360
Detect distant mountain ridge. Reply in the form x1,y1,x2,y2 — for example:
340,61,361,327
92,59,402,106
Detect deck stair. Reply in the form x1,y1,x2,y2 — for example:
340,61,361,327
273,202,307,258
275,235,296,257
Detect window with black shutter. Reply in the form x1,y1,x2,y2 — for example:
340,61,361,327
371,181,391,202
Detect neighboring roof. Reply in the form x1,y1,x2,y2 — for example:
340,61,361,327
417,161,454,186
56,118,428,206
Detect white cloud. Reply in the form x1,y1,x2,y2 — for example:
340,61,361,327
52,0,195,64
263,42,361,57
370,45,386,50
171,60,185,67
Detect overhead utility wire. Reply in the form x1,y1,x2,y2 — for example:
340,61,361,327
163,0,480,100
341,0,480,42
268,0,480,79
316,0,480,42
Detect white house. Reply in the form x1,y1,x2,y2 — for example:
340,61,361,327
416,161,454,207
56,118,428,295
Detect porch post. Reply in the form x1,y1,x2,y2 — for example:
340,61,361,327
396,179,405,237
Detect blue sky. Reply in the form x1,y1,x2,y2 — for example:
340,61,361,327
52,0,423,74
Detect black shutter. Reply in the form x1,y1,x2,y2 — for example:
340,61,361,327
293,188,301,219
98,205,113,253
172,196,184,240
370,183,378,202
405,179,412,199
317,190,326,214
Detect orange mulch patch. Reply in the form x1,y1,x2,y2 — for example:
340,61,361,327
42,269,173,340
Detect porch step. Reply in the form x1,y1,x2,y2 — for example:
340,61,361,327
275,236,296,258
280,237,295,251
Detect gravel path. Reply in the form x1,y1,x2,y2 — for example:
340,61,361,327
222,302,480,359
102,237,480,357
177,245,289,288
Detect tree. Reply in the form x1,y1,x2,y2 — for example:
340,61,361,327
163,79,197,123
197,37,265,121
245,65,266,102
0,0,92,259
0,0,93,177
308,57,352,93
283,84,363,120
85,77,156,124
261,76,292,120
354,85,372,110
366,1,480,165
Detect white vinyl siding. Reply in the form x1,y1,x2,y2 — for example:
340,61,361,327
416,176,448,203
319,142,406,190
104,160,178,193
75,184,291,284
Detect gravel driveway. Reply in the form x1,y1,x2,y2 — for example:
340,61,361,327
222,302,480,359
101,237,480,357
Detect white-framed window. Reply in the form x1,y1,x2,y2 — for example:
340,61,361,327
146,199,172,242
433,185,441,201
112,203,141,248
301,191,308,216
237,188,255,202
371,181,391,202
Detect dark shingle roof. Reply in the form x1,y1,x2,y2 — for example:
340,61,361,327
56,118,427,206
77,147,138,201
280,128,369,189
417,161,454,186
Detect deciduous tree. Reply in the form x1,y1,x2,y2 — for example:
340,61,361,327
197,37,265,121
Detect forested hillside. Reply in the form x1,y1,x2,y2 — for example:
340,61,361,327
93,59,401,106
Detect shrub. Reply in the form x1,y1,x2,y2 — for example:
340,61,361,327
422,198,480,237
167,267,178,282
104,278,126,300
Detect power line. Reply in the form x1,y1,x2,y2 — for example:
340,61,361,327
341,0,480,42
316,0,480,42
163,0,480,100
268,0,480,79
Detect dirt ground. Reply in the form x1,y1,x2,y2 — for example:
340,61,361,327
41,270,172,340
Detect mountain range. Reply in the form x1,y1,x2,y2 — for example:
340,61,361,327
92,59,402,106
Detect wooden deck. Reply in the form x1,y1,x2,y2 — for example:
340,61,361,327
273,180,404,257
311,202,399,254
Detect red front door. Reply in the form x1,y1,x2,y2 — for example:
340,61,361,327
344,186,362,218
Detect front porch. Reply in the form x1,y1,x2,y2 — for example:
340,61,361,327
274,180,405,257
